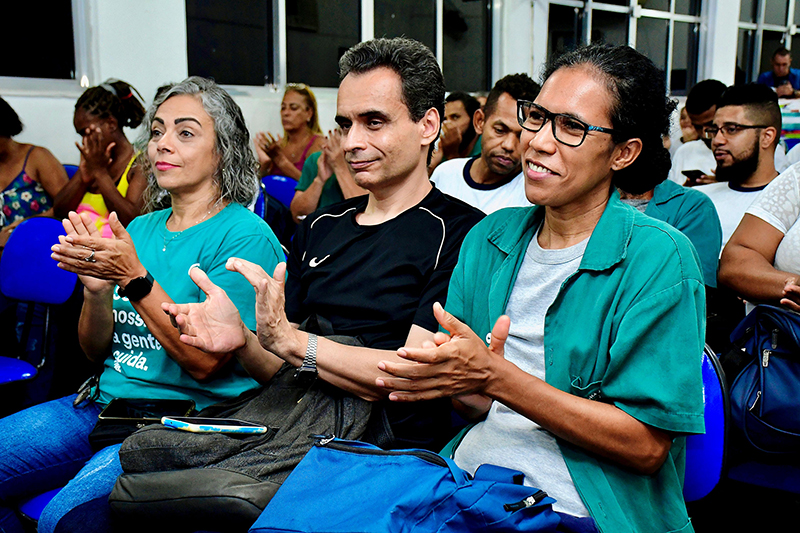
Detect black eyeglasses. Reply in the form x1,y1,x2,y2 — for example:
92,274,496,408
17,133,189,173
703,123,770,140
517,100,620,147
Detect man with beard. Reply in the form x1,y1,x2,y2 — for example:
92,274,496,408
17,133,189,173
696,84,781,248
430,74,539,214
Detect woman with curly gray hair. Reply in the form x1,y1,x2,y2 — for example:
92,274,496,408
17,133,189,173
0,77,284,533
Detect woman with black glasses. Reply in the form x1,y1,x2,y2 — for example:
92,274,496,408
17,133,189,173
378,44,705,533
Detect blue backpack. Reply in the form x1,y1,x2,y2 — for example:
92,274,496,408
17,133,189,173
250,438,561,533
725,305,800,454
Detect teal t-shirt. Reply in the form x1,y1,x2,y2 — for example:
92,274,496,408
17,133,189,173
96,203,284,410
296,152,345,209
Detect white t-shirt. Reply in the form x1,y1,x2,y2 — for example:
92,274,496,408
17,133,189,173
430,157,532,214
695,181,769,249
668,140,715,185
747,163,800,275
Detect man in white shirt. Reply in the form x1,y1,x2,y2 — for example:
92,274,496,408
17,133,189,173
668,79,727,185
430,74,539,214
696,83,781,248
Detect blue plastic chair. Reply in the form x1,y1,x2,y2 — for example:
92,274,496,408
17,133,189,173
63,164,79,179
683,345,728,502
18,487,63,523
253,183,266,219
0,218,78,383
262,175,298,208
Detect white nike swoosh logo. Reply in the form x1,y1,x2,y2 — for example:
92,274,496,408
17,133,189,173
308,255,331,268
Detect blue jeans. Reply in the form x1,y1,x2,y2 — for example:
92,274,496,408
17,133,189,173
0,395,122,533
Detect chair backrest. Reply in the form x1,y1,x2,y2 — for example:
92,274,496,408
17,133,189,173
63,164,79,179
683,345,728,502
262,175,298,208
253,183,266,219
0,218,78,304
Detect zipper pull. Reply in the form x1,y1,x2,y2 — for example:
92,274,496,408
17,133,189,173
762,349,771,368
503,490,548,512
312,434,336,445
749,390,761,412
771,329,779,350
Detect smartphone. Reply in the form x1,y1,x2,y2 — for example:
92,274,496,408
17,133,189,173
161,416,268,435
98,398,196,423
681,169,706,182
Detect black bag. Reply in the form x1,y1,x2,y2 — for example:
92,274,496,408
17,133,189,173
110,363,373,533
88,398,195,452
723,305,800,454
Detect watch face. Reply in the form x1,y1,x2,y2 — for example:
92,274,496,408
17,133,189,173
294,366,318,386
120,272,154,301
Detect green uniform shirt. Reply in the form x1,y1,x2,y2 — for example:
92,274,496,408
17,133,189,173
646,179,722,288
296,152,345,210
446,191,705,533
96,203,284,410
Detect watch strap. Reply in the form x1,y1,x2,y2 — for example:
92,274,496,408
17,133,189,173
118,271,154,301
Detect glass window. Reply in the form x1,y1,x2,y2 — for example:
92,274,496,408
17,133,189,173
375,0,435,53
639,0,670,11
760,30,787,77
442,0,491,92
737,28,756,84
0,1,75,79
286,0,360,87
671,21,699,94
675,0,701,16
186,0,273,86
740,0,758,23
589,10,628,46
548,4,583,62
764,0,789,26
636,17,669,72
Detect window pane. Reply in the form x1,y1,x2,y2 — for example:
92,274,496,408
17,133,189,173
0,1,75,79
590,10,628,46
737,28,756,84
597,0,628,5
795,1,800,25
287,0,360,87
635,17,668,72
442,0,491,92
186,0,272,86
740,0,758,23
671,21,699,94
638,0,669,11
675,0,701,16
760,30,787,77
764,0,789,26
548,5,583,61
375,0,435,53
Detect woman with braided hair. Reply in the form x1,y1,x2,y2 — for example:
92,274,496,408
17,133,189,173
53,79,147,235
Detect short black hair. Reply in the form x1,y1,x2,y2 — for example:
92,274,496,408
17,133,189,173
543,43,677,195
445,91,481,121
685,79,727,115
773,47,791,59
0,96,23,137
483,73,541,119
717,83,782,145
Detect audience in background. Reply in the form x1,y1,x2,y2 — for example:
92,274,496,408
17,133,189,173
668,79,727,186
757,47,800,98
0,77,283,533
430,74,539,214
696,83,781,248
53,79,147,235
0,96,68,246
428,91,482,171
289,127,366,223
254,84,324,180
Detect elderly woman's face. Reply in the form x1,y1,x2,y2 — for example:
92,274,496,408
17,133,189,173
520,66,620,212
281,90,313,131
147,94,219,196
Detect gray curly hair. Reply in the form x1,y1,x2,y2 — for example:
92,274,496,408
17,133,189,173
136,76,259,212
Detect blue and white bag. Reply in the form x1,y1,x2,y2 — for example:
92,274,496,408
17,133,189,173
250,437,561,533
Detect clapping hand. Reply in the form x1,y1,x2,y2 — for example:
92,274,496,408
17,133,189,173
77,124,115,186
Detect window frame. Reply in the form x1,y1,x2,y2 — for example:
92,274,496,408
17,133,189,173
737,0,799,82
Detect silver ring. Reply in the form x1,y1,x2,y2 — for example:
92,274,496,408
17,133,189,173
83,249,96,263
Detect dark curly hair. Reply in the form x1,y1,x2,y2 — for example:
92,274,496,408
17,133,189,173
0,96,23,138
542,44,676,195
75,79,146,129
